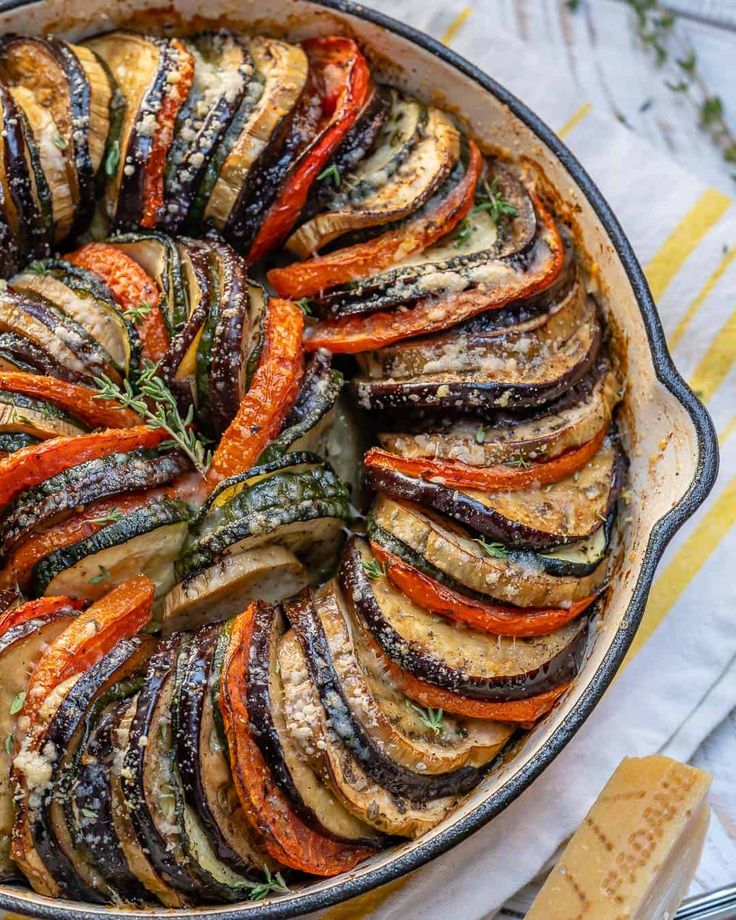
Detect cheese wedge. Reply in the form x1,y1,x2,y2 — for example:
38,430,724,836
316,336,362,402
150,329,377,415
527,755,711,920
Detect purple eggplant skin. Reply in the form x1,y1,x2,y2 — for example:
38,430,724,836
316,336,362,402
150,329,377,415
297,87,391,227
0,448,190,564
286,590,490,801
351,322,600,416
30,636,151,903
112,33,179,230
171,625,260,877
72,697,151,904
222,80,309,252
0,331,88,383
206,240,251,438
162,33,252,234
339,537,590,702
376,356,611,435
0,83,48,262
122,634,202,899
364,443,624,550
282,348,333,429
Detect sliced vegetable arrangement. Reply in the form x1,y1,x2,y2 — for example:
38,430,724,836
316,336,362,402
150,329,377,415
0,23,626,909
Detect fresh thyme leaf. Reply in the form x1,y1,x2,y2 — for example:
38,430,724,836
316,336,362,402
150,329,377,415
404,699,444,734
474,538,509,559
639,97,654,112
295,298,314,316
123,300,152,323
700,96,724,127
12,412,34,426
247,866,290,901
452,217,473,247
81,808,98,820
9,691,26,716
53,131,68,151
89,564,111,585
318,163,341,187
104,140,120,179
677,50,696,74
474,424,486,445
26,260,46,275
39,403,57,420
473,177,518,226
4,733,13,755
93,360,211,475
665,79,689,93
362,558,387,580
505,457,532,469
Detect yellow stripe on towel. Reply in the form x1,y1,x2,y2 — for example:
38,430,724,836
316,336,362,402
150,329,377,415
625,473,736,664
688,308,736,404
669,246,736,349
645,189,731,302
557,102,592,140
441,6,473,45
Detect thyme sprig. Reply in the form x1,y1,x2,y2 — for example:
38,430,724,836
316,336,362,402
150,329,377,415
318,163,341,187
246,866,290,901
404,700,445,734
123,301,153,323
474,537,510,559
94,360,211,475
473,177,519,223
362,558,387,580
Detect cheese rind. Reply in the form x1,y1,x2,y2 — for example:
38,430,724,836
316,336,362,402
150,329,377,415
526,755,711,920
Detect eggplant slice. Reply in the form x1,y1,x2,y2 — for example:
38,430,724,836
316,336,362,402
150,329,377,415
366,435,622,550
285,94,461,258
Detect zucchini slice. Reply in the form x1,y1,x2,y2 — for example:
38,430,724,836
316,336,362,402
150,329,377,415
245,601,385,845
287,95,460,258
13,636,152,901
109,694,187,907
0,390,88,440
0,431,40,455
378,362,621,466
172,627,274,878
0,448,190,564
163,31,252,232
85,30,193,229
287,586,500,799
11,262,136,378
196,36,308,232
278,628,456,838
163,544,309,633
30,499,190,601
0,610,77,880
341,538,589,702
366,435,622,550
369,495,610,608
110,231,188,333
72,693,149,904
178,455,351,584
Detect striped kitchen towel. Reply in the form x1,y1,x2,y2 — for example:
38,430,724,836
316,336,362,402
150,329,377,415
302,4,736,919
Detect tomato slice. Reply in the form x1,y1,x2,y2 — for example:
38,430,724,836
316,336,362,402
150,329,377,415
0,426,167,509
205,299,304,489
141,39,195,229
0,492,155,591
364,427,607,495
370,542,596,637
0,595,84,639
268,140,482,299
247,37,372,263
220,601,376,874
0,372,142,429
68,243,170,363
22,575,154,721
303,190,564,353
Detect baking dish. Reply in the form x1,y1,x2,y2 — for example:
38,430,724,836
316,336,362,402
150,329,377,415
0,0,718,916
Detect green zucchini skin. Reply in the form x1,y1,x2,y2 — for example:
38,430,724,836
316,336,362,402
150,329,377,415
0,431,41,453
0,449,190,563
30,498,191,596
